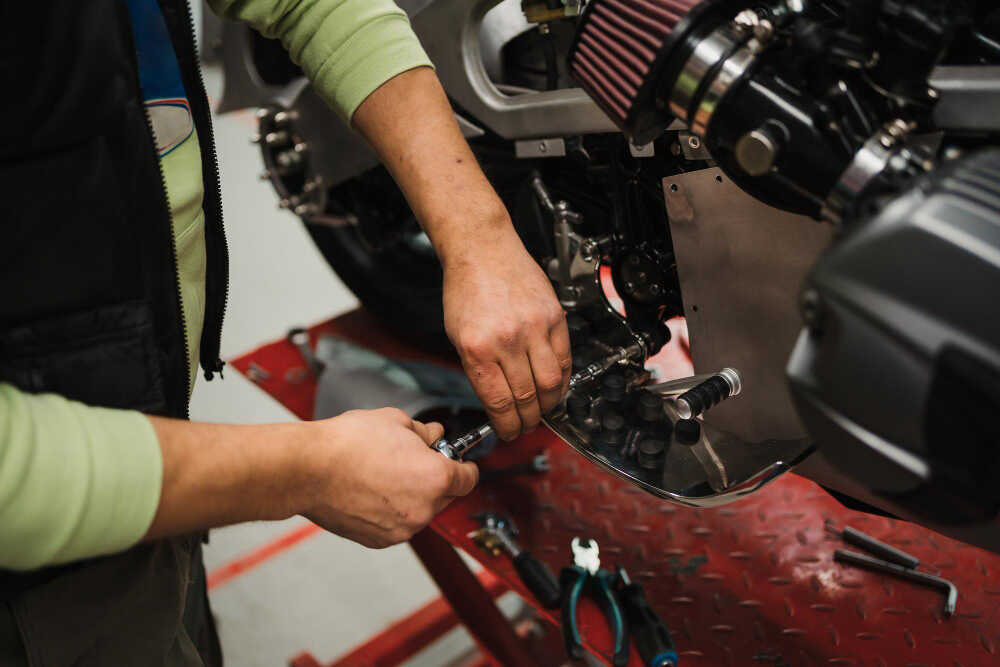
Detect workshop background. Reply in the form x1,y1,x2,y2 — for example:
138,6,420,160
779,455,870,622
190,18,516,667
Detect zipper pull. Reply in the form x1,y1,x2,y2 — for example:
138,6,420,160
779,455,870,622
204,359,226,381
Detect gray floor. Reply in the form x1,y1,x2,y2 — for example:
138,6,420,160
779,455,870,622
193,67,486,667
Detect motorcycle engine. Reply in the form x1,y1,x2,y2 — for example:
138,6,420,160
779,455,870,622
571,0,1000,527
569,0,987,218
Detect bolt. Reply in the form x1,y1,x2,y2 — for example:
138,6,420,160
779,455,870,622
735,9,759,28
273,110,298,126
649,283,662,296
264,131,291,146
249,133,262,144
538,141,548,153
735,128,779,176
801,289,825,330
254,107,272,120
294,142,309,153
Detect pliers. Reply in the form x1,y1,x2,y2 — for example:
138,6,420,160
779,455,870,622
560,537,629,666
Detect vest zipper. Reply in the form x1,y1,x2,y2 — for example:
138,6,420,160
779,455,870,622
180,0,229,382
138,108,192,419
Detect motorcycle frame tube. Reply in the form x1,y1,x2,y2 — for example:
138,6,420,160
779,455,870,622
411,0,619,139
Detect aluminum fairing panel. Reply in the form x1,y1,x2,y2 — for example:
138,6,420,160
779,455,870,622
663,167,835,445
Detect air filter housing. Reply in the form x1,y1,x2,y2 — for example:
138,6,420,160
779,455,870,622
568,0,745,145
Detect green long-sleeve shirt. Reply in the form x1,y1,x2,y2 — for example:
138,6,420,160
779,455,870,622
0,0,431,571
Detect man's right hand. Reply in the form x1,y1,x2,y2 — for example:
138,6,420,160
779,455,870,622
145,408,478,549
302,408,478,548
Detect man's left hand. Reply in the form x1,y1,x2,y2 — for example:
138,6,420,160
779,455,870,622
443,230,571,441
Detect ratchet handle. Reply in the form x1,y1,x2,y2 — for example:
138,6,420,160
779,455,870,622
514,551,562,609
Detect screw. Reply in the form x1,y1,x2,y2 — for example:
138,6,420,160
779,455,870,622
538,142,548,153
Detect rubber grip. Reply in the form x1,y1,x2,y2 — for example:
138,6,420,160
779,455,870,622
621,583,676,666
514,551,562,609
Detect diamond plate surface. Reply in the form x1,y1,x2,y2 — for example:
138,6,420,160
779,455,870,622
437,431,1000,667
234,310,1000,667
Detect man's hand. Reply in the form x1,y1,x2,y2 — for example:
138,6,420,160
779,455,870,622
145,408,477,549
352,68,571,439
444,233,571,440
302,408,478,548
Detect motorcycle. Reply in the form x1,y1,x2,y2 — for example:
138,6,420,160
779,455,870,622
214,0,1000,553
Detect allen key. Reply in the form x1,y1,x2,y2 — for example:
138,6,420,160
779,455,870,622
832,526,956,617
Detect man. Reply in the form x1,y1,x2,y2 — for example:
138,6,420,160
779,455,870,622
0,0,570,664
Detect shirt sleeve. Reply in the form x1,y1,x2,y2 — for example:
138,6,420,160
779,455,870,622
0,384,163,571
208,0,433,122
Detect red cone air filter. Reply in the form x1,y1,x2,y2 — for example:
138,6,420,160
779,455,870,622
568,0,742,144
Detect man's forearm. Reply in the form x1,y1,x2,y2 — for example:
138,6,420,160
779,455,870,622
352,67,572,441
143,418,311,540
352,67,520,267
144,409,476,550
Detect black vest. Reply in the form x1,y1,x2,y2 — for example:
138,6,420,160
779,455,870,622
0,0,228,661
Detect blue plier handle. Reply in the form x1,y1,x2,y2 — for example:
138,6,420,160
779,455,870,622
560,538,629,666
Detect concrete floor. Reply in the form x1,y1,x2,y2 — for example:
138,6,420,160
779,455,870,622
192,66,493,666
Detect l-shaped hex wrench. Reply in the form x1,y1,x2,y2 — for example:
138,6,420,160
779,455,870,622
834,548,957,617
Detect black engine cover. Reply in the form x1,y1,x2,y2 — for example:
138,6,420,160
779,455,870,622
787,149,1000,525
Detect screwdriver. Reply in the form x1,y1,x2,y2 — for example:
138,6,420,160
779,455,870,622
432,343,645,461
617,567,677,667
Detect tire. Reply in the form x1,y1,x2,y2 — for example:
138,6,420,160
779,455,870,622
303,166,449,349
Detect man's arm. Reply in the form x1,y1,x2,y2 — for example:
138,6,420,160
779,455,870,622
0,384,162,570
144,408,477,548
209,0,572,439
352,68,572,440
0,380,476,571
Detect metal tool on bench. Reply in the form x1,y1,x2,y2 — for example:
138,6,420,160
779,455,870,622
560,537,629,667
432,343,645,461
287,327,325,378
832,526,957,617
468,512,562,609
616,567,677,667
